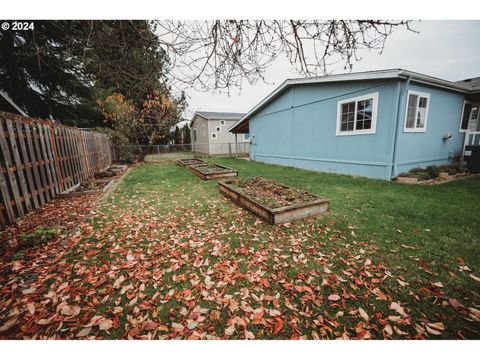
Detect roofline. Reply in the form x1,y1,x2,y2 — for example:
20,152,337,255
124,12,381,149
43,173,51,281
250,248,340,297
0,90,28,117
190,111,209,128
229,69,476,133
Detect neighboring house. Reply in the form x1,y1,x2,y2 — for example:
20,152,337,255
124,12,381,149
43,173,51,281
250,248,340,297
229,69,480,180
190,111,249,155
0,90,28,116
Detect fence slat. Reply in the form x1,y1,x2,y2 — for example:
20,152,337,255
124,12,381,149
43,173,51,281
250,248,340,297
24,123,45,206
7,119,33,212
0,113,112,230
0,120,24,217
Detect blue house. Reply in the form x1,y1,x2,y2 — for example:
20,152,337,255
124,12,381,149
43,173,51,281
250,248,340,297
229,69,480,180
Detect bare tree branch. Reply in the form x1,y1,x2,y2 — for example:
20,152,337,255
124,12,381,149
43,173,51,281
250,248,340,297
153,20,414,93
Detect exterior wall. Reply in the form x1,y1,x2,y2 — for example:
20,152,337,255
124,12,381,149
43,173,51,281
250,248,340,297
191,115,210,154
393,81,466,175
249,80,400,180
207,119,249,155
192,115,249,155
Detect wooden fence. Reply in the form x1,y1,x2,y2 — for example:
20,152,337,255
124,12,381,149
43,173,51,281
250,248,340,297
0,112,113,229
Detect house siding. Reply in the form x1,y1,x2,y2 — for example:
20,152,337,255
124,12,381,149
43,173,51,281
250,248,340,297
208,119,249,155
191,115,210,154
249,80,399,180
191,115,249,155
393,81,466,175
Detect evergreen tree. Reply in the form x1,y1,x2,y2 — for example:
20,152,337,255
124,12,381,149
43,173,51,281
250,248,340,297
182,123,191,144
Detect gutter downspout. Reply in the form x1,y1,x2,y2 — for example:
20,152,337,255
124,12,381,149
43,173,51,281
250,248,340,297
391,76,411,179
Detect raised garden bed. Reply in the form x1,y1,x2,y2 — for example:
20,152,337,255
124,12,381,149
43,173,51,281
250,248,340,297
176,158,207,167
58,179,114,198
219,177,329,224
190,163,238,180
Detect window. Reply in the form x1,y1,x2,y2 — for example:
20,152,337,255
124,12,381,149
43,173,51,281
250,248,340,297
220,120,225,125
460,101,473,132
211,133,217,139
193,129,197,142
404,91,430,132
468,105,480,131
336,92,378,136
216,126,221,132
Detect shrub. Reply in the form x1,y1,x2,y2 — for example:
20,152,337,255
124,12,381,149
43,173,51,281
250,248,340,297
425,165,440,179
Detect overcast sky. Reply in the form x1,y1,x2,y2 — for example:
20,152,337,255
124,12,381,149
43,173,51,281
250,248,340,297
182,20,480,119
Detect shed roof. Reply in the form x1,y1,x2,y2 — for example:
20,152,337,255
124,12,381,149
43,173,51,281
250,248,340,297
195,111,245,120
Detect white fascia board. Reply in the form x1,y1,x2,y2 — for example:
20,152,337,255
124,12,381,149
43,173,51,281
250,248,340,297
399,70,473,93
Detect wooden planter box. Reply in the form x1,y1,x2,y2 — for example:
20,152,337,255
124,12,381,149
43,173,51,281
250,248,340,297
190,163,238,180
395,176,419,184
176,158,207,167
219,179,329,224
58,179,114,198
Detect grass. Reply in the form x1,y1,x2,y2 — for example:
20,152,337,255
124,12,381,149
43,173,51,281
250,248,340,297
145,151,197,162
1,157,479,339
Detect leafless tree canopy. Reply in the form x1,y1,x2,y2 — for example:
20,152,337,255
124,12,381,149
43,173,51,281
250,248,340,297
154,20,414,92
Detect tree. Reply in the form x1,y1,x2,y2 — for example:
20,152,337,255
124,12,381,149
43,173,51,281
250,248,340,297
81,21,170,109
155,20,414,91
97,93,140,146
0,20,173,127
173,126,182,144
0,21,100,126
182,123,191,144
139,90,186,145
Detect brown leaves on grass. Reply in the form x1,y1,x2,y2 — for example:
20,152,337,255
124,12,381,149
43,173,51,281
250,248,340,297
0,164,479,340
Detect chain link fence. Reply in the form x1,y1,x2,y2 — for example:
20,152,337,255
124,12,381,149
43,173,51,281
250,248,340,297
113,142,250,163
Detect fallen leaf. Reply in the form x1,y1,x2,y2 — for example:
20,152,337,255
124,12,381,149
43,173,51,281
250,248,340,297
26,303,35,315
328,294,340,301
0,317,18,332
469,273,480,282
358,307,369,321
76,327,92,337
98,319,113,331
389,302,406,316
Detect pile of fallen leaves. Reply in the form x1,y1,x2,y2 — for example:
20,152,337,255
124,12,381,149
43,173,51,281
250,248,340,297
0,166,479,339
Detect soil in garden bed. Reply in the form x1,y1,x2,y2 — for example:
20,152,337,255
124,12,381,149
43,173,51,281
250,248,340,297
226,177,319,209
178,158,206,166
191,163,234,173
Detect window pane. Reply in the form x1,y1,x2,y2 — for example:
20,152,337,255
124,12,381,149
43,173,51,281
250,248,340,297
406,94,418,129
470,106,480,131
340,101,355,132
356,99,373,130
461,103,472,130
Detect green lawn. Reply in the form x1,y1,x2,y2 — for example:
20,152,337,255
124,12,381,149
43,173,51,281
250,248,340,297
1,158,479,339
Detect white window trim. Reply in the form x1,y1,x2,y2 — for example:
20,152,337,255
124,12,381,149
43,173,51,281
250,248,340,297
459,100,477,133
211,132,217,139
403,90,430,133
216,126,221,132
336,92,379,136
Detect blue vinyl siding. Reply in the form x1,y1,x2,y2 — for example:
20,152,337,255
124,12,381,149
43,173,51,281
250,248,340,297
248,79,467,180
250,80,399,180
393,81,466,175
